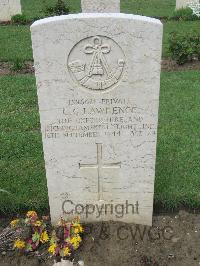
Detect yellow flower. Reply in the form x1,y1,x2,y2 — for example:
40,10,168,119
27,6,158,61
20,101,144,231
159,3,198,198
10,219,19,227
74,224,84,234
74,228,79,234
70,235,82,249
63,247,71,257
48,243,57,254
26,211,37,218
34,220,42,227
76,235,81,242
72,242,79,249
14,239,25,249
40,230,49,243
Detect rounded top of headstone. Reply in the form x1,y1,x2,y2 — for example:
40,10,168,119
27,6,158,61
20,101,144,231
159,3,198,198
31,13,162,29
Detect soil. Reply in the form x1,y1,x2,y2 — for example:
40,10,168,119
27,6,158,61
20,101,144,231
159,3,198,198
0,210,199,266
0,61,34,76
0,60,200,77
161,59,200,72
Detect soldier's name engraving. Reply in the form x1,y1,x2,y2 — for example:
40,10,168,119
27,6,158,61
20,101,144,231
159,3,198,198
44,97,156,139
64,106,139,115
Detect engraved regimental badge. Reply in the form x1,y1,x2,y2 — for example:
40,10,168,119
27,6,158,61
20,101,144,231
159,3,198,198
68,36,125,92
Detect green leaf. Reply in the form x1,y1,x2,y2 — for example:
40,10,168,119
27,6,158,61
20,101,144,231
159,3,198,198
25,243,33,252
32,232,40,242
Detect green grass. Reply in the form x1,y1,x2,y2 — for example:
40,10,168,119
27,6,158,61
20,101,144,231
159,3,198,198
21,0,81,19
0,0,199,214
0,0,199,62
155,71,200,209
21,0,55,19
0,72,200,214
21,0,175,19
0,26,32,62
121,0,175,17
0,75,48,214
1,20,200,62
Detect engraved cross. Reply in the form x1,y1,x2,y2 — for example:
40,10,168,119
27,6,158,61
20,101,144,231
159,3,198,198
79,143,121,200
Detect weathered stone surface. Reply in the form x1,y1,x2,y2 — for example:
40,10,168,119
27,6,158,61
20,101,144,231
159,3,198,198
176,0,189,9
0,0,21,21
81,0,120,13
31,13,163,226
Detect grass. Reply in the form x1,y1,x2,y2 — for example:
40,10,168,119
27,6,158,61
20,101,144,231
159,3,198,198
0,0,199,62
21,0,55,19
155,71,200,209
0,72,200,214
121,0,175,17
0,26,32,62
21,0,81,19
0,0,199,214
21,0,175,19
1,21,200,62
0,75,48,214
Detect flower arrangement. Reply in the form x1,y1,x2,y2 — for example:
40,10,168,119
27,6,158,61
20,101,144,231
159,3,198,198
48,217,84,258
11,211,49,252
10,211,84,260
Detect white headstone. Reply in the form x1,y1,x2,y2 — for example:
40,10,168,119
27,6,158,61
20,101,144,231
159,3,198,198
176,0,189,9
0,0,21,21
31,2,163,226
188,1,200,17
81,0,120,13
